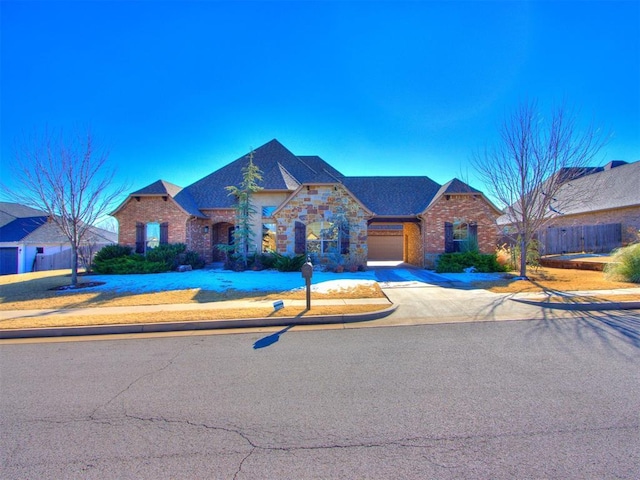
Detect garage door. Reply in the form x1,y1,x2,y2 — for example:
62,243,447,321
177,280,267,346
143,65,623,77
0,247,18,275
368,235,403,261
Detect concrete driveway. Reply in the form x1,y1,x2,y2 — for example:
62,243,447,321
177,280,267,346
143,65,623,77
369,264,617,325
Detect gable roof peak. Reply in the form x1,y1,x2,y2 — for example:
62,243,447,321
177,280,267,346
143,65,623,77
132,179,183,197
440,178,481,194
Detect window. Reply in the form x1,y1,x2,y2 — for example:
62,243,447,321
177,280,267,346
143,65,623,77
146,222,160,250
262,223,276,252
136,222,168,253
445,220,477,253
305,221,349,256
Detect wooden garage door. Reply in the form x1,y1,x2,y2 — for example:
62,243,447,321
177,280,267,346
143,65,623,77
368,235,403,261
0,247,18,275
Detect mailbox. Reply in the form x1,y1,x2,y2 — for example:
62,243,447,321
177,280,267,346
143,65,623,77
301,262,313,283
301,258,313,310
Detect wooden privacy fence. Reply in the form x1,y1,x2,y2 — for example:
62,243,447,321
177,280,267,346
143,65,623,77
539,223,622,255
34,246,96,272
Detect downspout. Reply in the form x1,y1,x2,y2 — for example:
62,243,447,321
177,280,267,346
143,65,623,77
418,214,426,268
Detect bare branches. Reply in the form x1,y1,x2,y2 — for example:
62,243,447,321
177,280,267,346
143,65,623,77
3,128,127,285
472,100,608,277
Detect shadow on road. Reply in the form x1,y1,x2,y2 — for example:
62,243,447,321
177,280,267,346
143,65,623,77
253,325,294,349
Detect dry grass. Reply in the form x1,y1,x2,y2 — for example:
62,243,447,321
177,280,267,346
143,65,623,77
476,267,638,294
0,304,388,330
0,270,385,311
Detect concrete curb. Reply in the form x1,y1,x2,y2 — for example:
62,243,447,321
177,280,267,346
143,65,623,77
510,299,640,311
0,304,398,340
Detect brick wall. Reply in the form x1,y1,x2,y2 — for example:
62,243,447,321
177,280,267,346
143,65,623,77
275,184,371,265
421,194,500,268
114,196,190,247
404,222,422,266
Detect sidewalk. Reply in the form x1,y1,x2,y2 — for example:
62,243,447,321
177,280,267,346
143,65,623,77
1,287,638,340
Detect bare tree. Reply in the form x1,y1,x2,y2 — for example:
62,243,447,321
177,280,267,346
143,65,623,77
472,100,608,278
4,128,126,286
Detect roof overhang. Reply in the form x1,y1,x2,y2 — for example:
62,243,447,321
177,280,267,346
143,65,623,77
368,216,421,223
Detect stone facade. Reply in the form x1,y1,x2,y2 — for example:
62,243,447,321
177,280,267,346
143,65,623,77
275,184,371,266
421,194,500,268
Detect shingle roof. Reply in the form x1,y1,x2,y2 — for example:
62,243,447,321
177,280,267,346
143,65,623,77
550,160,640,216
185,139,346,208
0,202,46,228
0,216,48,242
497,160,640,224
116,140,500,219
132,179,183,197
126,179,205,217
342,176,441,216
424,178,483,210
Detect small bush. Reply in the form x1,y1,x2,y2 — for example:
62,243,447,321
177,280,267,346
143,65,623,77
93,243,203,274
146,243,187,270
181,250,205,270
93,244,132,262
272,252,307,272
93,255,170,274
436,251,505,273
605,243,640,283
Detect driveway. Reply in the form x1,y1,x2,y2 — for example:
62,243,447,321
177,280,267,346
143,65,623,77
370,265,590,325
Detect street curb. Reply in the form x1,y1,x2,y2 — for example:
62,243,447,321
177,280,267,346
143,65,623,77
510,299,640,311
0,304,398,340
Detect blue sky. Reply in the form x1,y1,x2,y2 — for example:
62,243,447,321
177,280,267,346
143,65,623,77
1,0,639,201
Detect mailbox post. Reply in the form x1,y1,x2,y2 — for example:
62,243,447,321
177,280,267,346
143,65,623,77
301,257,313,310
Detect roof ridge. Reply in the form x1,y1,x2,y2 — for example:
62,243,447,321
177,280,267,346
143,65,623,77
295,155,318,174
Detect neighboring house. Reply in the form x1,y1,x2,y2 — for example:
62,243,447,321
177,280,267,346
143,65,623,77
0,202,117,275
111,139,501,268
498,160,640,254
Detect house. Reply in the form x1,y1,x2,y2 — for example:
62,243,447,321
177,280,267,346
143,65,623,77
111,139,501,268
0,202,117,275
498,160,640,254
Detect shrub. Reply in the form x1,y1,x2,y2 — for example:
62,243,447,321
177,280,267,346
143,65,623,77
146,243,187,270
272,252,307,272
436,251,505,273
93,244,132,262
93,255,170,274
181,250,205,270
93,243,204,274
605,243,640,283
495,240,541,272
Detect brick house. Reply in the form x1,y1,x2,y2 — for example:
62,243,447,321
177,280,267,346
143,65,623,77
111,139,501,268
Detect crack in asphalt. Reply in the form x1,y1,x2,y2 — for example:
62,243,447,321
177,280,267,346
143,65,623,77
5,412,639,477
89,341,197,420
111,414,640,478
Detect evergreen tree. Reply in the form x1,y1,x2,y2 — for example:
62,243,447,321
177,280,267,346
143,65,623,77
225,151,263,268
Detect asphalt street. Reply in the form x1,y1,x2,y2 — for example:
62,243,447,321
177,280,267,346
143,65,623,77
2,312,640,479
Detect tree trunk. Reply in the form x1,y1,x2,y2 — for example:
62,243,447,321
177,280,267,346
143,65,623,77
519,238,528,279
71,244,78,287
